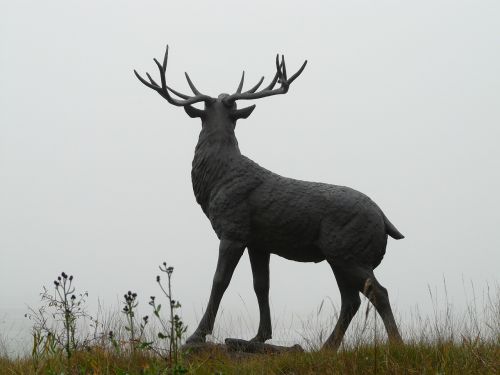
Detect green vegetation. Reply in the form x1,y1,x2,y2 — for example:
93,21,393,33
1,266,498,374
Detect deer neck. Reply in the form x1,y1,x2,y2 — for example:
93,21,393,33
191,125,241,212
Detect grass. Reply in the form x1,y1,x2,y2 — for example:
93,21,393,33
0,340,498,374
0,269,498,374
188,342,499,374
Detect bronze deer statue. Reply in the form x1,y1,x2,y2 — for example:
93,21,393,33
134,45,404,349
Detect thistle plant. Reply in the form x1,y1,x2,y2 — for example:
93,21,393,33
26,272,88,361
122,291,138,347
121,291,151,352
149,262,187,372
56,273,77,358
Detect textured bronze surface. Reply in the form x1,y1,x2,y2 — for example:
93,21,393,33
135,45,405,350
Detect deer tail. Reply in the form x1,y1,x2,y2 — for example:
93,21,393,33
382,213,405,240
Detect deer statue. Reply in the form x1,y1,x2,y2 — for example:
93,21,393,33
134,45,404,350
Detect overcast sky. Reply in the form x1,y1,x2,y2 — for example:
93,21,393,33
1,0,499,351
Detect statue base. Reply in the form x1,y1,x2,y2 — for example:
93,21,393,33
182,338,304,355
225,338,304,354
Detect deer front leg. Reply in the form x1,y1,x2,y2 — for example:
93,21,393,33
248,248,272,342
185,238,245,344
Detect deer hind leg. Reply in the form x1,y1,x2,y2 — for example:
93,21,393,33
324,261,403,348
323,262,362,350
361,271,403,344
248,248,272,342
185,238,245,344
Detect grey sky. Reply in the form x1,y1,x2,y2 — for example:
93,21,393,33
1,0,499,349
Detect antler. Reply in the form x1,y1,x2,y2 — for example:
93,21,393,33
224,55,307,105
134,45,214,106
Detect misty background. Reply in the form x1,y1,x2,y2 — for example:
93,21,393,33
1,0,499,354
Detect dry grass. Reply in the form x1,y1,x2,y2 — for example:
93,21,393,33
0,340,498,374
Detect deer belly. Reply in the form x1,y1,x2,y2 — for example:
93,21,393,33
249,223,325,263
270,244,325,263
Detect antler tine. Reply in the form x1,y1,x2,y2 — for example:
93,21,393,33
134,70,159,91
146,73,159,88
244,76,265,94
266,61,282,90
162,45,169,73
287,60,308,85
281,55,287,81
154,58,167,89
166,85,191,100
236,71,245,94
275,54,281,81
184,72,202,95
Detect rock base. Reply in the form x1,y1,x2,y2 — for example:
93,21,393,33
181,338,304,355
225,338,304,354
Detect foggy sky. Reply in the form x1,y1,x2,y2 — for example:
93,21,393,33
1,0,499,351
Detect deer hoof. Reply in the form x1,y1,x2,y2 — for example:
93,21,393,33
249,333,271,343
185,332,206,344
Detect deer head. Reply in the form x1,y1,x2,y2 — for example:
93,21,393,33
134,46,307,130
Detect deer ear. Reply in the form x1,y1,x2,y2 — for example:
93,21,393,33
231,104,256,120
184,105,205,118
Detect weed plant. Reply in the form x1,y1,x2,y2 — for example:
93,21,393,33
24,272,90,369
120,290,150,352
149,262,188,373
